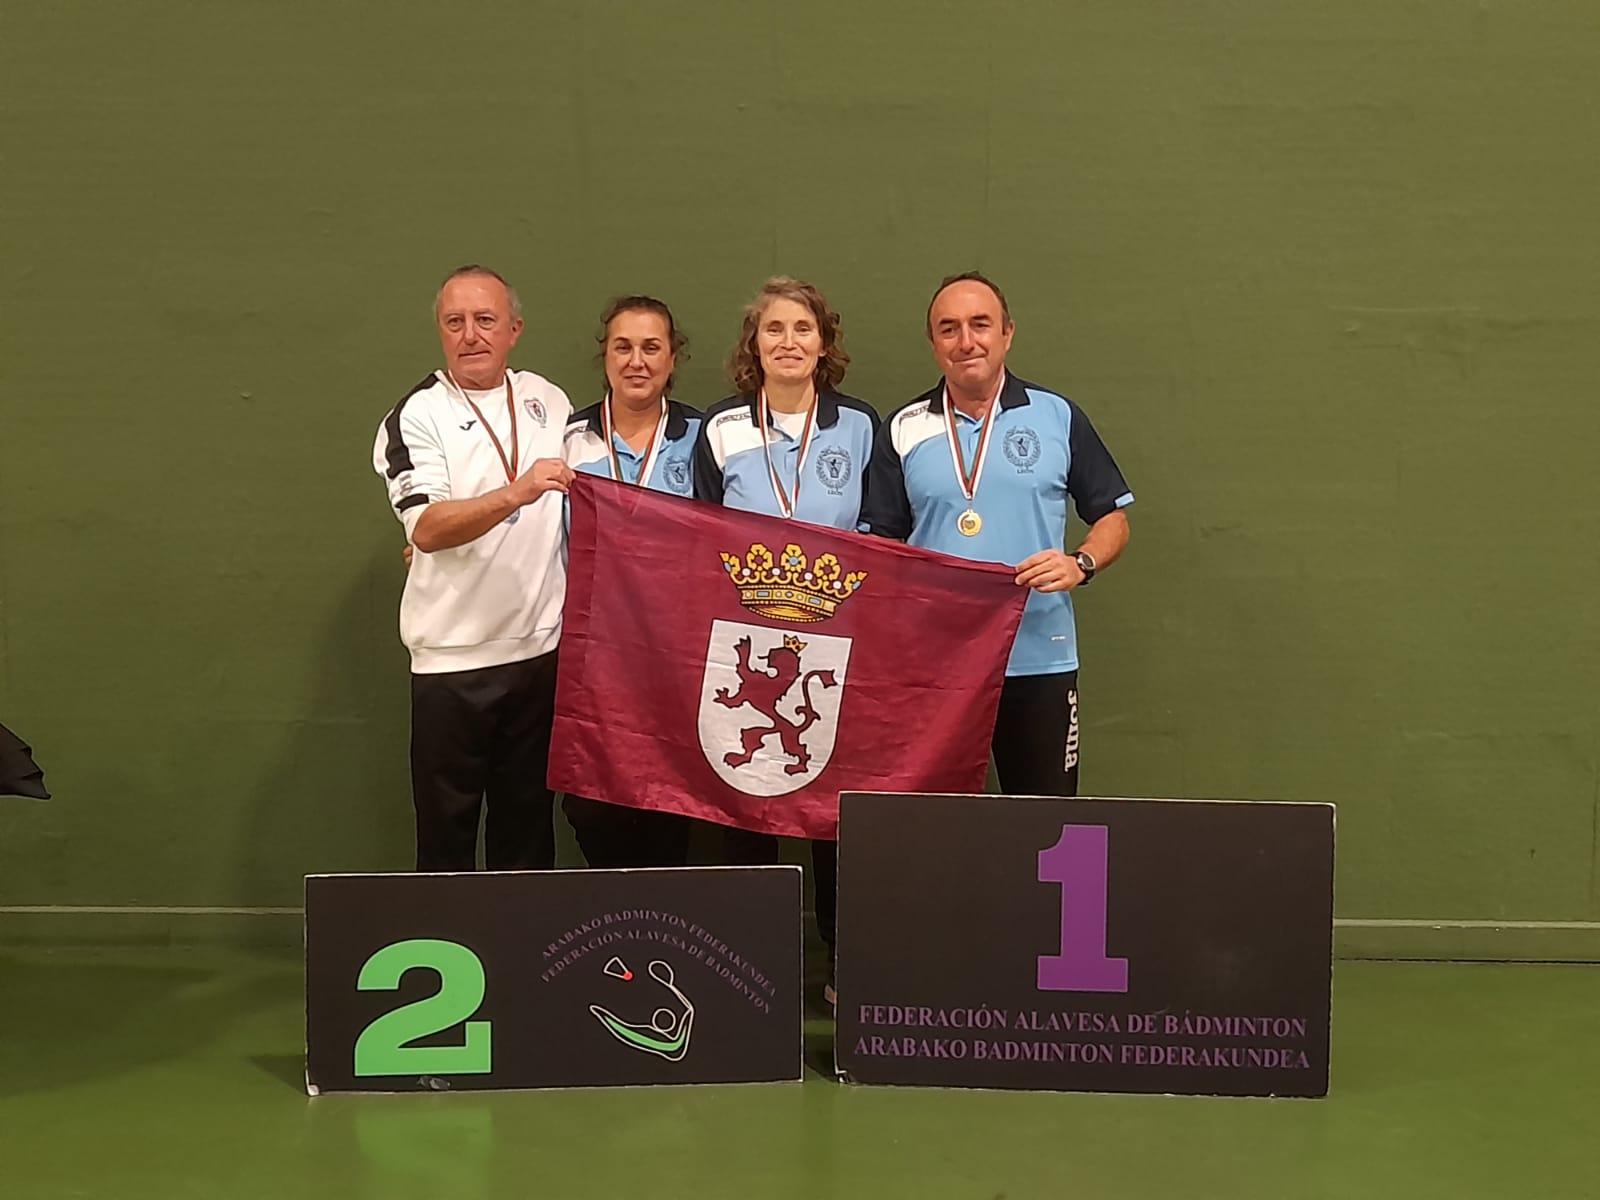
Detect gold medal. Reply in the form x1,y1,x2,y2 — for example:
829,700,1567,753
957,508,983,537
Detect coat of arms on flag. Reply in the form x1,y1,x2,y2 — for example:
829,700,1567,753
698,538,865,795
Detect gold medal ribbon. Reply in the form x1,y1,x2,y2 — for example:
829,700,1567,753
943,376,1004,529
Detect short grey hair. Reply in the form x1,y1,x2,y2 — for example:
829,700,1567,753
434,264,522,321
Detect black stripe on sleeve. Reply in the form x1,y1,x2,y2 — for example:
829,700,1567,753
383,375,439,480
861,407,912,540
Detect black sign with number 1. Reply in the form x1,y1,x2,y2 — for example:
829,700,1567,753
835,793,1334,1097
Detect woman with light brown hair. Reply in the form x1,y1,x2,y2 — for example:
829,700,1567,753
692,275,879,1008
692,276,876,526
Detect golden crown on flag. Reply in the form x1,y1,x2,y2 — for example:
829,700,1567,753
719,542,867,623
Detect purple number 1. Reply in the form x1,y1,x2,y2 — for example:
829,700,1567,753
1036,824,1129,993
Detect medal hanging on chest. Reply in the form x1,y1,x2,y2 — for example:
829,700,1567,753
449,371,521,524
944,379,1002,537
759,389,818,519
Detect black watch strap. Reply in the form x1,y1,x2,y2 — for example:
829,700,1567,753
1073,551,1097,583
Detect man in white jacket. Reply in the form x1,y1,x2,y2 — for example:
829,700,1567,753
373,265,576,871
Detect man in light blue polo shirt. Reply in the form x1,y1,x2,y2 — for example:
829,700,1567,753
863,271,1134,796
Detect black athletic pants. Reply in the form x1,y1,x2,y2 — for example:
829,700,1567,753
991,670,1080,797
724,828,837,955
409,651,559,872
564,795,692,869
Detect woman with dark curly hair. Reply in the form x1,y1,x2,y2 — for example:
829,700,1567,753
692,275,878,1008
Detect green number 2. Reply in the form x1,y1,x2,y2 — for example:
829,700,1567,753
353,939,493,1077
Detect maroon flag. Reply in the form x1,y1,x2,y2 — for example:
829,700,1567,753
549,477,1026,840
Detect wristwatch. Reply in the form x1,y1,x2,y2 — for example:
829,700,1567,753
1073,550,1097,584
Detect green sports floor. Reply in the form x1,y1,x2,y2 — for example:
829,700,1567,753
1,947,1595,1199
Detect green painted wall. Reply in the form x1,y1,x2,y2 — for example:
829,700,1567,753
3,2,1596,941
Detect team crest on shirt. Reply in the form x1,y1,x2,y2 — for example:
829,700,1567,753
697,542,867,796
660,458,691,495
1002,426,1041,472
814,446,852,495
523,396,548,426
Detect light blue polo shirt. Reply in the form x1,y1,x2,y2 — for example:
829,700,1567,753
563,398,701,496
692,392,879,531
863,373,1133,676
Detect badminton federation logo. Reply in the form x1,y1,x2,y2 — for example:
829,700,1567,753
589,956,696,1061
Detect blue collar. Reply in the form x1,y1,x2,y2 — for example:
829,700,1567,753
736,391,844,431
922,371,1032,417
574,397,693,441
